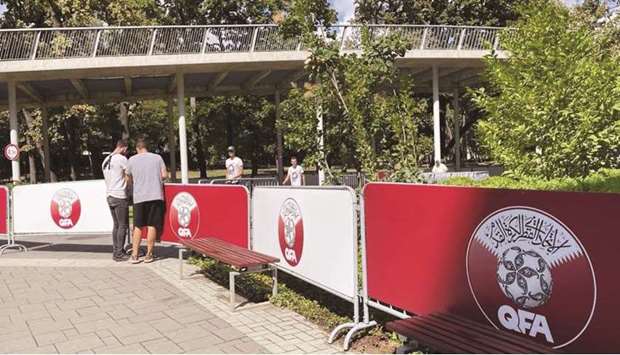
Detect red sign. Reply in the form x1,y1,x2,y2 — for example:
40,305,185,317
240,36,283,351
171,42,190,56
363,183,619,353
278,198,304,266
50,188,81,229
0,187,8,235
160,184,249,248
3,144,19,161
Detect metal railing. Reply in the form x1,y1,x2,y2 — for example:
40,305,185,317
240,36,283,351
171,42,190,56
0,24,512,62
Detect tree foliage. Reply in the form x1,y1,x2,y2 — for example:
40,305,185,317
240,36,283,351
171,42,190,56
278,0,430,182
473,0,620,178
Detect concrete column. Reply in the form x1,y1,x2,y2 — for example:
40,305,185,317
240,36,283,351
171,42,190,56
167,97,177,182
275,90,284,181
453,87,461,171
176,72,189,184
119,102,129,140
8,81,20,182
316,102,325,186
432,65,441,165
41,107,52,182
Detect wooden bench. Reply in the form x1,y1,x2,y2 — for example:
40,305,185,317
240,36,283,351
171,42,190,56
178,237,279,310
387,312,558,354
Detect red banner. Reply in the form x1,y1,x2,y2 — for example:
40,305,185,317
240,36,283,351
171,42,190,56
364,183,619,353
160,184,249,247
0,187,7,235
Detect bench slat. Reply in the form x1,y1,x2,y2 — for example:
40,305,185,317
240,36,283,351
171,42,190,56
391,318,491,353
433,313,556,354
180,237,278,269
387,312,558,354
187,238,276,266
420,315,537,354
388,321,474,354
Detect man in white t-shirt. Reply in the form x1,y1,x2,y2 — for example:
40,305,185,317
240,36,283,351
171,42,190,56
283,156,304,186
102,139,129,261
225,146,243,182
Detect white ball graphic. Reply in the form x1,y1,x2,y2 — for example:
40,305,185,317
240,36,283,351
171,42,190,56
497,246,553,309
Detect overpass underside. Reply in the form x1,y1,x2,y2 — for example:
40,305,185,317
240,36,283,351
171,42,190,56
0,24,510,183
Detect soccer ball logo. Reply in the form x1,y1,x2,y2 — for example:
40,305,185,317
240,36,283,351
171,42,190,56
57,197,73,218
177,205,191,228
497,246,553,309
284,215,296,247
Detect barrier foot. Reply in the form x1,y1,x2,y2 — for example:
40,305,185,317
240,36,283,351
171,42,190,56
0,242,28,255
329,321,377,351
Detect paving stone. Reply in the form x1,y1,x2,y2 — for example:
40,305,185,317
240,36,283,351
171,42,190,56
141,338,183,353
53,334,105,353
33,330,67,346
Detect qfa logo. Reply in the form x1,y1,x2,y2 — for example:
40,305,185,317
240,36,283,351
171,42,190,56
50,188,81,229
169,192,200,239
278,198,304,266
466,207,596,349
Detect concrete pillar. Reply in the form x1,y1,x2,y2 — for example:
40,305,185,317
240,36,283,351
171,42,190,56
167,97,177,182
41,107,52,182
432,65,441,165
275,90,284,181
453,87,461,171
316,102,325,186
119,102,129,140
176,72,189,184
8,81,20,182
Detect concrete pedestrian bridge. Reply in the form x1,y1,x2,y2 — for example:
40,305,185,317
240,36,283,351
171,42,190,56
0,24,510,107
0,24,512,184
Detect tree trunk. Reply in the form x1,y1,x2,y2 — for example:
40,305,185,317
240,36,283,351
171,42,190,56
63,119,78,181
22,109,37,183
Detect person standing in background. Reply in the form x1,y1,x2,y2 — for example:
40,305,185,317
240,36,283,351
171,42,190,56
102,139,129,261
283,156,304,186
126,138,167,264
225,146,243,182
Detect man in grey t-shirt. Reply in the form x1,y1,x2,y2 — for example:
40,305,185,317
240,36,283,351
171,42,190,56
126,138,167,264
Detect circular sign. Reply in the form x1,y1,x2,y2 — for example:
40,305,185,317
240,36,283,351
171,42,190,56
169,192,200,240
3,144,19,161
466,207,596,349
278,198,304,266
50,188,81,229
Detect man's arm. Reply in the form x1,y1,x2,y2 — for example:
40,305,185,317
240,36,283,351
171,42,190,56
283,170,290,185
160,157,168,180
301,169,305,185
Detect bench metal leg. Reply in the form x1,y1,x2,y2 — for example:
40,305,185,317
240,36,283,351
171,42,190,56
178,248,185,279
229,271,240,311
271,266,278,298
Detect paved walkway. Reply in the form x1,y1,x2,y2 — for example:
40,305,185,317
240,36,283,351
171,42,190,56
0,235,342,354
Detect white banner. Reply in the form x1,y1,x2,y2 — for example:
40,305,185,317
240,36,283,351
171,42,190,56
252,186,358,300
13,180,113,234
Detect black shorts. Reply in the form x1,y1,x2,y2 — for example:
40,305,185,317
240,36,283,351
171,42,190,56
134,200,164,228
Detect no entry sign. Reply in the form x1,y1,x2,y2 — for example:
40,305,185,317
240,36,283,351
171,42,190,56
3,144,19,161
363,183,619,353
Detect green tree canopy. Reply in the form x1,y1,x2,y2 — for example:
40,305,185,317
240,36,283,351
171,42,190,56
473,0,620,178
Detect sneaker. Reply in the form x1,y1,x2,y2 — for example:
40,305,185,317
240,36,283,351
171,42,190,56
129,255,142,264
114,255,129,262
143,254,155,263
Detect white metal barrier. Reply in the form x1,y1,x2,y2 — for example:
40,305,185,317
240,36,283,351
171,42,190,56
12,180,112,235
251,186,374,350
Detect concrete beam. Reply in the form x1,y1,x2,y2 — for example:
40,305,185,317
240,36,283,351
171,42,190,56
70,79,89,99
17,83,44,104
277,70,305,89
124,77,133,97
208,71,229,91
245,70,272,89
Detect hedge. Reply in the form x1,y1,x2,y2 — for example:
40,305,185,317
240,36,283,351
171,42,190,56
442,169,620,193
